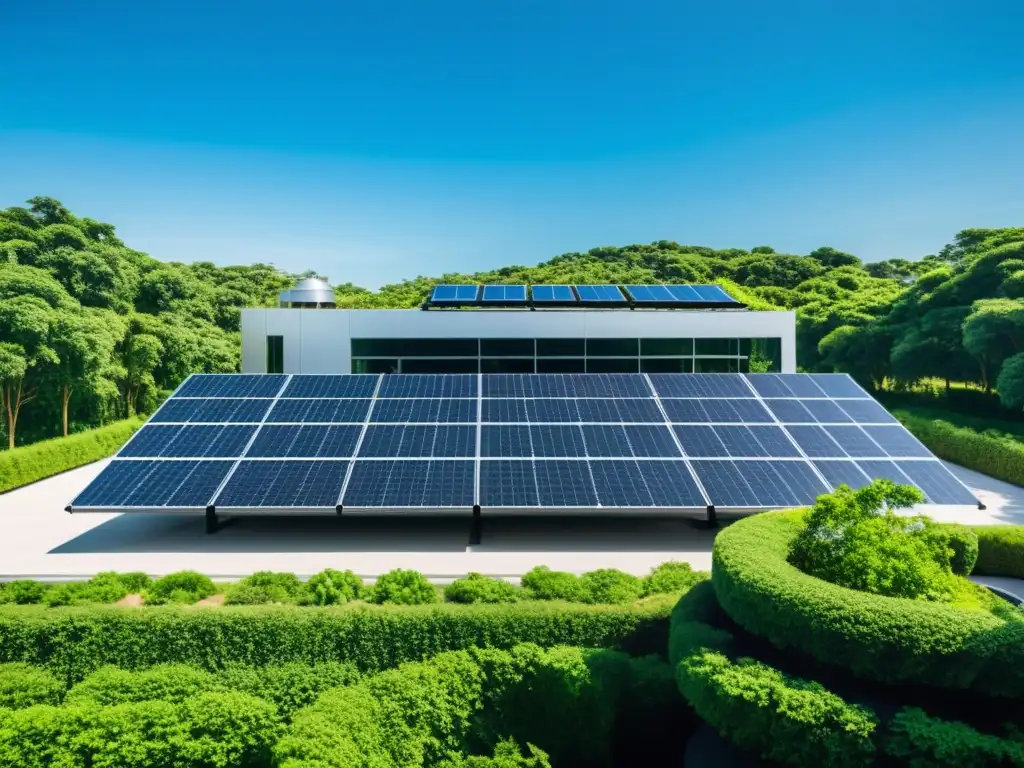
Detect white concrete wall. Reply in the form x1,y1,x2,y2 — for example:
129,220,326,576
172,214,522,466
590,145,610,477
240,309,798,373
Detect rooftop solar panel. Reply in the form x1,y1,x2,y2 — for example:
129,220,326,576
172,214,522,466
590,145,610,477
430,284,480,303
814,459,872,491
481,285,528,302
666,284,702,302
151,398,272,424
358,425,475,457
650,373,752,398
692,285,735,302
377,374,477,398
479,460,539,507
72,459,233,509
281,375,378,399
575,285,626,302
807,374,869,398
120,424,257,458
342,460,475,507
245,425,361,458
370,398,477,423
625,284,675,302
176,374,285,399
214,460,348,508
266,399,372,424
531,285,576,302
535,460,598,507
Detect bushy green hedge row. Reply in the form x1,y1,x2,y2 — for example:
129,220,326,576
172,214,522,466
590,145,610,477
973,525,1024,579
0,417,144,494
711,511,1024,696
895,410,1024,488
276,642,679,768
885,707,1024,768
0,596,675,684
670,582,878,768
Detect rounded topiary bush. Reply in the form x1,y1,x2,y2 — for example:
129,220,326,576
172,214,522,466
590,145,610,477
521,566,588,602
445,573,520,604
0,580,49,605
0,663,63,708
369,569,439,605
66,664,223,705
973,526,1024,578
300,568,364,606
580,569,643,604
145,571,216,605
642,561,705,597
225,571,304,605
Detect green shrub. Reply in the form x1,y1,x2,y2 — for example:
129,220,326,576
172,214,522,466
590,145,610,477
0,580,48,605
580,569,643,604
520,566,587,602
973,526,1024,578
445,573,520,604
895,410,1024,488
225,571,304,605
927,524,980,576
299,568,364,606
370,568,440,605
145,570,216,605
0,416,144,493
218,661,360,718
172,690,281,767
0,597,674,683
42,573,131,608
712,510,1024,696
65,663,223,705
437,739,551,768
116,572,152,593
42,583,87,607
642,561,706,596
0,663,62,708
885,707,1024,768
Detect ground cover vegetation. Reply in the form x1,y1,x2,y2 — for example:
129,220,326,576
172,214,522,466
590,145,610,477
3,196,1022,451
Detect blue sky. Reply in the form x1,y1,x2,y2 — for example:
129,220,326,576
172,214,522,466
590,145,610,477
1,0,1022,288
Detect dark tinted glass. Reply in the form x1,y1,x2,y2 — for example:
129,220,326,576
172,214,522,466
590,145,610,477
351,338,479,357
537,338,585,356
536,358,586,372
586,338,639,356
641,358,694,373
640,338,693,356
482,358,535,373
694,338,738,356
480,338,534,356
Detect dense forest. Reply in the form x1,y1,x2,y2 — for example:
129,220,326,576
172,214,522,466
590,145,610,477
1,196,1021,448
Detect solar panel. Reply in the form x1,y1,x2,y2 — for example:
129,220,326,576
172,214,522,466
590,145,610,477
214,460,348,508
70,372,979,514
666,284,702,301
481,285,528,302
281,375,378,399
430,285,479,303
176,375,284,399
575,285,626,302
625,285,675,302
692,285,735,302
531,285,576,302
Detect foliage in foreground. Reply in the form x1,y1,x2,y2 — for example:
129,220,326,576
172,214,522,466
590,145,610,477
972,525,1024,579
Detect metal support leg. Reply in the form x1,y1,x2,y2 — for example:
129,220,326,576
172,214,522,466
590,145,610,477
469,505,482,546
205,506,219,534
706,505,718,528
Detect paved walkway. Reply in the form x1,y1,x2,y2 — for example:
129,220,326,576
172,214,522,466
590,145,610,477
0,459,1020,582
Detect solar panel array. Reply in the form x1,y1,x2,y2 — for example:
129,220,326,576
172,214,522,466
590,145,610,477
427,284,743,308
69,373,979,513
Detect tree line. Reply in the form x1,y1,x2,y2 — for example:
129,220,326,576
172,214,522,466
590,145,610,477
1,195,1020,447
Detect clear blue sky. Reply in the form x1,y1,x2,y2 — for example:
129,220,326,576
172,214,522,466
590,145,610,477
1,0,1022,288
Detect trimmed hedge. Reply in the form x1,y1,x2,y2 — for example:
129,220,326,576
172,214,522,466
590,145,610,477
0,663,63,709
670,583,878,768
0,417,144,493
0,596,676,684
885,707,1024,768
895,410,1024,488
973,525,1024,579
712,511,1024,696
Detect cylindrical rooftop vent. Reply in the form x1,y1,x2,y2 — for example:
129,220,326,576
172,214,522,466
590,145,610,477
279,276,335,308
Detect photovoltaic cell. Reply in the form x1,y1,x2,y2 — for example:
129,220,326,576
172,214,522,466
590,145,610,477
893,461,978,505
377,374,477,398
245,425,361,458
176,374,284,399
342,460,475,507
215,460,347,507
358,425,475,457
690,461,760,507
801,399,853,424
861,425,931,457
857,459,915,487
621,425,683,457
431,285,479,302
823,426,884,457
649,373,752,398
531,425,587,457
785,425,844,458
814,460,872,491
266,399,372,424
531,285,576,302
281,375,378,399
589,460,654,506
744,374,796,398
575,285,626,302
625,285,675,302
673,426,730,457
527,399,581,422
72,459,233,508
479,460,539,507
698,399,774,423
483,399,530,423
481,425,532,458
665,284,702,301
692,285,734,302
535,460,598,506
151,398,272,424
807,374,869,398
575,398,664,423
481,285,527,302
120,424,256,458
764,399,815,423
481,374,650,398
580,425,634,457
838,399,898,423
636,461,707,506
370,399,476,423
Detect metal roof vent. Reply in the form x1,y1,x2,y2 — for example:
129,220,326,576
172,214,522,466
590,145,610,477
279,276,335,308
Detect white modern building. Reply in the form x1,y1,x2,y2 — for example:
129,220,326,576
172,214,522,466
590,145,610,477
240,278,797,376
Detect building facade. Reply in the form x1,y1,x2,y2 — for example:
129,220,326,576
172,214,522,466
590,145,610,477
240,308,798,375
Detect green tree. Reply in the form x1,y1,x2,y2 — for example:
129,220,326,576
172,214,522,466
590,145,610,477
817,323,891,390
962,298,1024,393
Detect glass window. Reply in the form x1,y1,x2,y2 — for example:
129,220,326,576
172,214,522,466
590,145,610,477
641,338,693,356
266,336,284,374
537,358,586,373
741,338,782,373
352,358,398,374
483,358,535,373
586,338,639,356
481,338,534,356
586,358,639,373
537,338,586,356
641,358,694,373
351,338,479,357
401,358,479,373
694,338,738,356
694,357,740,373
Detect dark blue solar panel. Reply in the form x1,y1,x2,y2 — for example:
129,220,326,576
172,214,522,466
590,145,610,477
479,460,538,507
649,374,752,398
281,375,378,398
663,398,772,423
580,425,634,457
764,399,815,423
862,425,931,458
151,398,272,424
358,425,475,457
692,459,827,507
622,425,682,457
802,400,853,423
823,426,884,457
370,399,476,423
570,374,652,397
527,399,580,422
214,460,347,507
121,425,256,458
267,399,372,423
692,285,734,302
660,399,710,423
531,425,587,457
893,461,978,505
673,426,730,457
481,425,531,457
690,461,760,507
625,285,675,302
807,374,869,398
481,285,527,302
856,460,915,488
531,285,575,302
711,426,800,458
746,374,826,398
483,399,530,423
176,375,284,398
377,374,477,398
535,460,597,506
814,460,872,491
342,460,475,507
636,461,707,506
838,399,898,423
575,285,626,302
763,460,831,504
431,285,479,302
785,426,844,458
482,374,650,398
575,398,664,423
72,459,233,508
666,284,702,301
587,459,705,506
245,425,361,458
